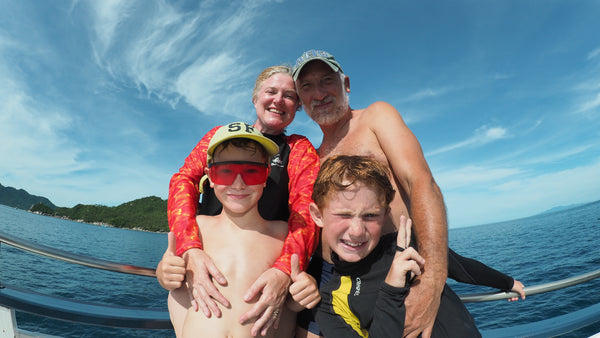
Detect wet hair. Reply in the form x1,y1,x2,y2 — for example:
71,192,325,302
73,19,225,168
211,139,269,164
312,155,395,209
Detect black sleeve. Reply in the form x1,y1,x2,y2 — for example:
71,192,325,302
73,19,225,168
448,248,514,291
367,284,408,338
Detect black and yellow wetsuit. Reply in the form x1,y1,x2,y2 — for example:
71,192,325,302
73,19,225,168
314,233,499,338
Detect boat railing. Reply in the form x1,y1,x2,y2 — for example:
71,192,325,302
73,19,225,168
1,230,600,337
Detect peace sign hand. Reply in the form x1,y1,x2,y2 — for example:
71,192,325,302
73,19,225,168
385,216,425,288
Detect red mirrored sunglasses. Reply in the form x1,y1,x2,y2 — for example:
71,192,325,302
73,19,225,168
208,161,269,186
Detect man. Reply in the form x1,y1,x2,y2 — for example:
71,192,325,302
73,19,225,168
293,50,449,338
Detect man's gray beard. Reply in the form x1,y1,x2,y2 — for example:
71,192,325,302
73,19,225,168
308,93,349,126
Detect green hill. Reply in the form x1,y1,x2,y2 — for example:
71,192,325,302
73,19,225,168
1,182,168,232
31,196,168,232
0,183,57,210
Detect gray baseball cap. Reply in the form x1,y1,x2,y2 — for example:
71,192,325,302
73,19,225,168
292,50,343,81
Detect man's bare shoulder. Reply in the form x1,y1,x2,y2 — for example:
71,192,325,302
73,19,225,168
361,101,402,119
356,101,406,132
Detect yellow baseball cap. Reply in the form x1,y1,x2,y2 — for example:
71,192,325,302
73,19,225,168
207,122,279,163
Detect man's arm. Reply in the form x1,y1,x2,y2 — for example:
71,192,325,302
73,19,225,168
370,101,448,337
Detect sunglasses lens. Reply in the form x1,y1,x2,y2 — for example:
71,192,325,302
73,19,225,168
209,162,268,186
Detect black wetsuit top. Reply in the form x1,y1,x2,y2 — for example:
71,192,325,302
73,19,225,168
314,233,489,338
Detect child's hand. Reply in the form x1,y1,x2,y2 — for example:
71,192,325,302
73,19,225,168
287,254,321,311
385,216,425,288
156,232,186,290
508,279,526,301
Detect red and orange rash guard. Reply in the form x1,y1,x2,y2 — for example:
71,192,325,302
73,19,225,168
167,126,320,274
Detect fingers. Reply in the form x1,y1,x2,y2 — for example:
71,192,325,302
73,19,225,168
511,280,526,300
421,325,433,338
289,272,321,309
250,305,280,337
243,278,267,303
166,232,177,256
396,215,413,249
189,270,230,314
387,247,425,288
184,250,231,318
204,257,228,286
240,268,290,334
405,217,412,248
290,254,301,282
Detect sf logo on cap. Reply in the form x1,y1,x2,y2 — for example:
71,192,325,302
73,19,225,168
227,122,255,134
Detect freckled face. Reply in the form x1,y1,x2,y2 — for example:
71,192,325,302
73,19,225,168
295,61,350,126
317,182,387,262
253,73,299,135
208,145,266,215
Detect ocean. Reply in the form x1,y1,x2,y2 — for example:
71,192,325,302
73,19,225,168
1,200,599,337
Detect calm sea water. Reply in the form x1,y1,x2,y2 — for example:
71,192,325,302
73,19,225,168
1,201,599,337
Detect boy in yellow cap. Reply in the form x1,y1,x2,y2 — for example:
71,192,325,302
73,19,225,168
166,122,319,338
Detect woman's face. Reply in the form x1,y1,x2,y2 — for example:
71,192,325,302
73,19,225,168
253,73,299,135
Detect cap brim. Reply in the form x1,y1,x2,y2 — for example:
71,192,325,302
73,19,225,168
293,58,341,81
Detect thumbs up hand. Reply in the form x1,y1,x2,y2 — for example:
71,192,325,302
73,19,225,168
287,254,321,311
156,232,186,290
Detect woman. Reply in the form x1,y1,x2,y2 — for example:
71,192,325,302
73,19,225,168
157,65,320,337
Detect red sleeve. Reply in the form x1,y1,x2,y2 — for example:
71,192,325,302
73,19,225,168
272,134,320,274
168,126,219,256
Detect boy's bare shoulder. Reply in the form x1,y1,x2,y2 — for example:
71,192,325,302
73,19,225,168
266,219,289,239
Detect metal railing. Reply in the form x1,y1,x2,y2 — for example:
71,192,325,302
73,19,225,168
1,230,600,337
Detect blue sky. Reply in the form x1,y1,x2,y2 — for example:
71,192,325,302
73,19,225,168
1,1,599,228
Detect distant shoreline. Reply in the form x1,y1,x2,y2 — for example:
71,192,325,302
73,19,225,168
28,210,167,233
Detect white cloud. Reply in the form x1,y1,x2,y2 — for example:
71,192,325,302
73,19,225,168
587,47,600,60
444,158,600,227
574,91,600,116
0,76,85,186
427,125,508,156
85,0,264,115
435,165,523,190
401,87,452,102
176,53,253,117
519,145,592,165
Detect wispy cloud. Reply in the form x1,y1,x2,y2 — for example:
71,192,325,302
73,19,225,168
427,125,508,156
401,87,453,103
574,91,600,116
492,73,514,80
587,47,600,60
0,72,84,183
86,0,265,116
518,145,592,166
435,165,523,190
444,157,600,227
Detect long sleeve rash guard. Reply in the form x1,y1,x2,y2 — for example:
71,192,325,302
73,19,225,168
167,125,320,273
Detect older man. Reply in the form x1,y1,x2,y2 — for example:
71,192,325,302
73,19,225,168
293,50,460,338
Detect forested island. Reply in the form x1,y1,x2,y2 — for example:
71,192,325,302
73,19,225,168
1,183,168,232
29,196,168,232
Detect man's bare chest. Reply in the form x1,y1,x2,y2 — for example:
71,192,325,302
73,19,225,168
319,127,386,162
